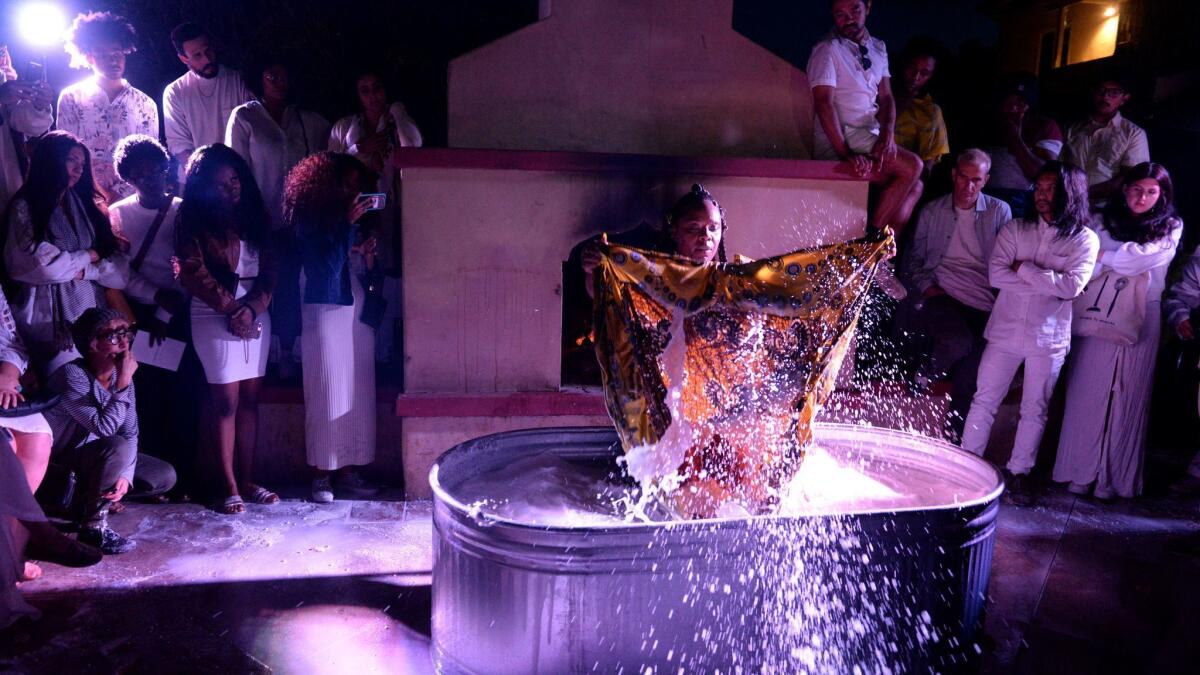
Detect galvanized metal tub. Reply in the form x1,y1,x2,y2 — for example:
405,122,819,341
430,423,1003,673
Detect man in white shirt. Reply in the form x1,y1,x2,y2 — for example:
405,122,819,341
902,149,1012,439
162,23,252,174
961,162,1099,505
807,0,922,238
57,12,160,205
1063,74,1150,204
0,66,54,212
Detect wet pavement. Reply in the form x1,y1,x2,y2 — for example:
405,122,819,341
3,479,1199,673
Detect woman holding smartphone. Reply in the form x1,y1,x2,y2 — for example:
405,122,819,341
175,144,278,514
283,152,380,503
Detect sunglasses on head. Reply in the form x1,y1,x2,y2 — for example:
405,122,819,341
857,42,872,71
99,328,133,345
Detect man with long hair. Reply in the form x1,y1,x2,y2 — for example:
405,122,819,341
960,161,1100,505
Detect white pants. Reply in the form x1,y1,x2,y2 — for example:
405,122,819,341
961,343,1067,475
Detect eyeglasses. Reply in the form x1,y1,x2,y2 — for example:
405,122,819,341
1097,86,1126,98
100,328,133,345
857,42,872,71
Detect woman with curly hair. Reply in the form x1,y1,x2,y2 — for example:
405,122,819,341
175,144,277,514
1054,162,1182,499
2,131,128,375
57,11,158,204
284,151,380,503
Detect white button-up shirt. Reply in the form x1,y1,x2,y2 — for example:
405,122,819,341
905,193,1012,311
56,77,159,201
806,30,890,133
226,101,331,229
985,217,1100,353
1064,112,1151,188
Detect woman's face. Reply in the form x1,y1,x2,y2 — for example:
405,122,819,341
262,64,289,103
1124,177,1162,216
672,201,723,264
65,145,86,188
213,164,241,208
93,318,132,357
356,74,387,115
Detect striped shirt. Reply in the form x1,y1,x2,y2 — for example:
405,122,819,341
45,361,138,481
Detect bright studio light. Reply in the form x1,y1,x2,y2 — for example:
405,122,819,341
1103,5,1118,18
17,2,68,48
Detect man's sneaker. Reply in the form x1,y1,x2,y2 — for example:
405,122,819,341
875,262,908,301
335,470,381,497
311,476,335,504
1004,471,1034,507
78,526,137,555
1067,482,1091,496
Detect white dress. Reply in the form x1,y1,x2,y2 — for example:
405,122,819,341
300,253,376,470
191,241,272,384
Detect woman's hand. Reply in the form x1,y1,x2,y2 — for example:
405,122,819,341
103,477,131,502
144,317,169,347
228,305,256,339
115,349,138,391
1177,318,1194,341
348,196,373,224
353,236,379,269
0,364,24,410
87,249,101,263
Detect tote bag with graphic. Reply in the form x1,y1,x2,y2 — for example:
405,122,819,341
1072,269,1149,345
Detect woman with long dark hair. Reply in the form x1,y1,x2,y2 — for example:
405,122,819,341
2,130,127,374
960,161,1100,505
1054,162,1181,499
175,144,278,514
284,151,380,503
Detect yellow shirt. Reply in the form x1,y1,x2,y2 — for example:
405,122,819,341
895,94,950,163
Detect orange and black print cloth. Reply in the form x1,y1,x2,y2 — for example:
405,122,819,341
592,230,894,514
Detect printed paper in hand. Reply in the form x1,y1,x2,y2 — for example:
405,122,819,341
133,332,185,372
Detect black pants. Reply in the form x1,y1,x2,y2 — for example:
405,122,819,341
56,437,176,527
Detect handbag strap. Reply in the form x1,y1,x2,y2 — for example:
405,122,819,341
131,203,171,272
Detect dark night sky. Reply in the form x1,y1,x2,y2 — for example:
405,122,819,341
1,0,1000,145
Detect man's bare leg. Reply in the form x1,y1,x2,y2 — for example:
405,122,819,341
869,147,922,233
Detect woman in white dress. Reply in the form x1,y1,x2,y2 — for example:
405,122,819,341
175,144,278,514
283,152,379,503
1053,163,1182,499
329,72,421,362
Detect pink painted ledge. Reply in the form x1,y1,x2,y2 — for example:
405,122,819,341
395,391,608,418
392,147,863,182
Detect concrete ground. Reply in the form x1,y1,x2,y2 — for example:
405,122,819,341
3,478,1199,673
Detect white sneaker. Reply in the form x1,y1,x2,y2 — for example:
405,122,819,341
311,476,334,504
875,262,908,301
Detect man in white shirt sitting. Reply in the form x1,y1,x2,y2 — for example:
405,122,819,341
1063,73,1151,205
808,0,923,240
902,149,1012,440
57,11,159,205
162,22,252,174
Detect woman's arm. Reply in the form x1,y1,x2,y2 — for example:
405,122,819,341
49,364,134,438
176,234,239,314
1100,224,1181,276
4,200,92,284
241,238,278,318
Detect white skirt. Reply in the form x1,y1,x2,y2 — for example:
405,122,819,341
191,283,272,384
0,412,51,435
301,267,376,470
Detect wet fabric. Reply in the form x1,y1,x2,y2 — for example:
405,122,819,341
593,232,894,506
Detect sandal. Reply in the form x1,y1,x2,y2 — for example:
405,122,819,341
220,495,245,515
244,486,280,505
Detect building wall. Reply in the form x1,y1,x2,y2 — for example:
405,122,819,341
447,0,810,158
400,160,867,395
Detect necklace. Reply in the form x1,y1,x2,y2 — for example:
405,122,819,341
195,70,218,99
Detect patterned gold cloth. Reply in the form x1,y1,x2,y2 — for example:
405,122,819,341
593,232,895,511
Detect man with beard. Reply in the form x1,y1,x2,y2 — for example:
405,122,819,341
162,22,252,173
1063,74,1150,205
57,11,159,205
807,0,923,237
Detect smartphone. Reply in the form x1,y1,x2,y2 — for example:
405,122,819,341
358,192,387,212
23,59,45,82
